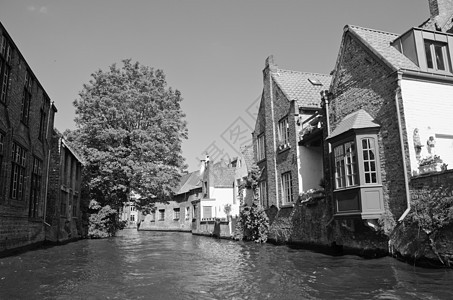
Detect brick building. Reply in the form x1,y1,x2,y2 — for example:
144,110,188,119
315,0,453,252
252,56,330,211
45,131,85,242
140,170,202,232
0,21,57,255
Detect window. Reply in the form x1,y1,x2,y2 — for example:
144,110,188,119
203,206,212,219
173,208,180,220
257,134,265,161
29,156,42,218
278,117,290,146
10,143,26,200
130,214,135,222
334,141,358,189
362,138,378,184
0,35,11,104
281,172,293,204
21,71,33,125
258,181,267,207
424,40,451,72
158,209,165,221
38,109,46,141
151,210,156,221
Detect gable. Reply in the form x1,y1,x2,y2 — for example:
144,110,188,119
330,31,395,96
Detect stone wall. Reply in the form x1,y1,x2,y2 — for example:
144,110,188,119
390,170,453,266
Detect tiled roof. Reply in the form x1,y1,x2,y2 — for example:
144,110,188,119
272,70,331,108
327,109,380,140
174,171,201,195
347,25,419,71
210,161,235,188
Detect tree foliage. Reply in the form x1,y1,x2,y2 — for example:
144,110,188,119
68,59,187,212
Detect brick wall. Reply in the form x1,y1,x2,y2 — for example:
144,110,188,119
254,58,302,209
325,33,408,220
0,22,57,255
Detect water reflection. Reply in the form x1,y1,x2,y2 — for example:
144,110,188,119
0,229,452,299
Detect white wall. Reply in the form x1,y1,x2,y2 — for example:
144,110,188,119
201,187,238,218
299,146,324,191
401,79,453,174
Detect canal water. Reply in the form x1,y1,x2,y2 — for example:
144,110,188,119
1,230,453,300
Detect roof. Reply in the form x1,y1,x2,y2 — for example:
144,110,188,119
209,161,235,188
173,171,201,195
240,144,255,171
327,109,380,140
271,69,331,108
346,25,420,71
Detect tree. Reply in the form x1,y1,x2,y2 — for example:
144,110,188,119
69,59,187,217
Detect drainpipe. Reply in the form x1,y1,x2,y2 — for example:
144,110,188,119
43,101,55,228
395,72,411,222
321,90,335,226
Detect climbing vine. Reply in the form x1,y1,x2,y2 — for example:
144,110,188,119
233,164,269,243
407,185,453,265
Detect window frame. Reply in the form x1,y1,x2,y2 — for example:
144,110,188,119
158,209,165,221
281,172,293,204
29,156,43,218
173,208,180,220
256,133,265,161
278,116,290,146
424,39,452,73
331,133,381,191
10,142,27,201
0,35,12,104
258,180,267,207
21,71,33,125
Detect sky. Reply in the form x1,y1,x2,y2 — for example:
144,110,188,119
0,0,428,171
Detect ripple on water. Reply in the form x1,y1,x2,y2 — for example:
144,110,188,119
0,229,453,299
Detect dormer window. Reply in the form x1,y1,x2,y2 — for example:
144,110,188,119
424,39,451,71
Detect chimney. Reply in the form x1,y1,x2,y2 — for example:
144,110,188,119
427,0,453,32
264,55,277,73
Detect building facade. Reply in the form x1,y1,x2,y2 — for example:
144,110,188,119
140,170,202,232
45,131,85,242
0,22,58,255
253,56,330,212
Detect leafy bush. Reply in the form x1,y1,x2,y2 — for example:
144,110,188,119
88,200,126,238
238,204,269,243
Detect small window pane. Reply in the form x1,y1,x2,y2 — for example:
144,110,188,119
434,44,445,70
425,42,433,68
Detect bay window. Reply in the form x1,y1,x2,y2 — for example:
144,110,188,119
327,109,384,219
